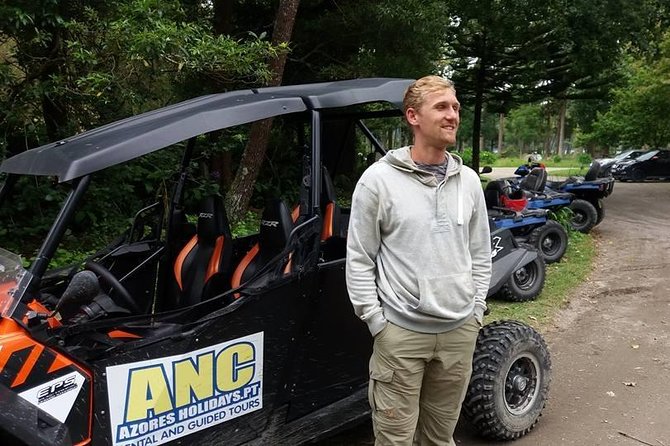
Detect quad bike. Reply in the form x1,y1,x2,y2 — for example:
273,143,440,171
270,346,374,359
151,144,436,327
513,162,614,233
0,79,550,445
484,179,568,264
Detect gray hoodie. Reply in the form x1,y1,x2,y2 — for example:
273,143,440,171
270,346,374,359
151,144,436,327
345,146,492,336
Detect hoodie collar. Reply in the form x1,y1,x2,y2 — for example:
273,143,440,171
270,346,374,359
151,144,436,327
382,146,466,225
382,146,463,185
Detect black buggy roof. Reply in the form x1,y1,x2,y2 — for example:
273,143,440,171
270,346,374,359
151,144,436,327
0,78,412,182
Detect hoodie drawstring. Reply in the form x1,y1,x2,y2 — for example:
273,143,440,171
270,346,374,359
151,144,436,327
457,173,464,226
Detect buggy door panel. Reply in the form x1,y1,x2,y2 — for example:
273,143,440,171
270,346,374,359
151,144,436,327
285,259,371,421
88,279,308,446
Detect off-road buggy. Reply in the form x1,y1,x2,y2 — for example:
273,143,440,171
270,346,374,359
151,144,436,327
0,79,550,445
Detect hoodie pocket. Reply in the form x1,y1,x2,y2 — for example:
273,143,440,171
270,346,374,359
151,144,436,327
416,273,475,319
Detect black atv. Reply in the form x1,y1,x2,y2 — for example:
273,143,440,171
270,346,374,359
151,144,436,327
0,79,550,445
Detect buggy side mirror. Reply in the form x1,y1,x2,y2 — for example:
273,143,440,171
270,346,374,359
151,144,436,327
51,270,101,315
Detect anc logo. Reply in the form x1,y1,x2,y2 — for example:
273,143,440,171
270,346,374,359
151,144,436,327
106,332,264,446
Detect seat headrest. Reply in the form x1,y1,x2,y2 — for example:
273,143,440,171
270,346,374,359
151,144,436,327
259,198,294,252
584,161,600,181
484,189,500,209
197,196,231,244
520,167,547,192
485,180,505,192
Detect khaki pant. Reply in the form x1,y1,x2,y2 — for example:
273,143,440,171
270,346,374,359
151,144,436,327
368,318,480,446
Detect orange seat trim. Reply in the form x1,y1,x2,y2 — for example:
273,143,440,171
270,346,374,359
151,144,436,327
173,235,198,290
231,244,260,295
321,202,334,240
205,235,225,283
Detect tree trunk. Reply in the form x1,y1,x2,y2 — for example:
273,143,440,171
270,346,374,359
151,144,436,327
470,57,487,172
471,89,484,171
226,0,300,223
209,0,236,190
497,112,505,155
557,99,567,156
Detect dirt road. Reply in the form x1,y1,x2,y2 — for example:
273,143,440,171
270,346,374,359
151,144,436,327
456,179,670,445
318,179,670,445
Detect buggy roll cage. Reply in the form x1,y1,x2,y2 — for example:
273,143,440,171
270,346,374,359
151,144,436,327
0,78,411,288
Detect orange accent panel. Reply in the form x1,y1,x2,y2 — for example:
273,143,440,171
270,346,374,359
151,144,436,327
173,235,198,290
205,236,225,283
231,244,260,296
291,205,300,222
0,318,93,443
11,343,44,387
26,299,62,328
107,329,142,339
47,353,74,374
321,202,334,241
0,319,34,373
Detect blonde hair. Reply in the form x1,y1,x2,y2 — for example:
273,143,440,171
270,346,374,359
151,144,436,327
403,76,456,113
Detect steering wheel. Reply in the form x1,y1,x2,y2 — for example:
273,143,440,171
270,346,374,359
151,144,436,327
85,261,141,313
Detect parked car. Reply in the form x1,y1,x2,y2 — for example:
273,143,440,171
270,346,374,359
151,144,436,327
595,149,647,177
611,149,670,181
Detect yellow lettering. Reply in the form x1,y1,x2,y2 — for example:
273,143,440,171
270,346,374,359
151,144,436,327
125,366,173,422
216,343,255,392
173,352,214,407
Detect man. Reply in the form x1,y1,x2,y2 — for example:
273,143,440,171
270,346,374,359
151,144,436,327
345,75,492,445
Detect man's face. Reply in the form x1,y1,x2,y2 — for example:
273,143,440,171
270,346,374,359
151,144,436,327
406,89,460,148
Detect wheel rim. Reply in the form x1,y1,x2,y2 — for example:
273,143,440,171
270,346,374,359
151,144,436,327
514,263,537,290
572,211,586,226
541,233,560,256
504,353,541,415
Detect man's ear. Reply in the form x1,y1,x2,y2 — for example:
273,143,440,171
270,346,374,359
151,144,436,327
406,107,419,126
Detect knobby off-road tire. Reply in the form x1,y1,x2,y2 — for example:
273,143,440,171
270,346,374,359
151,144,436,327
496,244,546,302
463,320,552,441
527,220,568,264
594,198,605,226
569,198,598,233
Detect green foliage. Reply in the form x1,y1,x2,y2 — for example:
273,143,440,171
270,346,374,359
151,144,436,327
577,152,592,167
480,150,498,165
578,32,670,149
47,248,96,270
459,148,497,167
549,207,575,232
504,104,547,152
1,0,669,263
459,148,472,166
0,0,285,258
553,155,562,163
231,210,261,238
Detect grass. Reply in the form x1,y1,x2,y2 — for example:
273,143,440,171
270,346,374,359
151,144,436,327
490,155,589,169
485,231,596,329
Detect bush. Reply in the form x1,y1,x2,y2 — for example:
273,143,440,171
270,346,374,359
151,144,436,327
457,148,498,167
481,150,499,165
577,152,592,167
459,148,473,166
553,155,562,163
